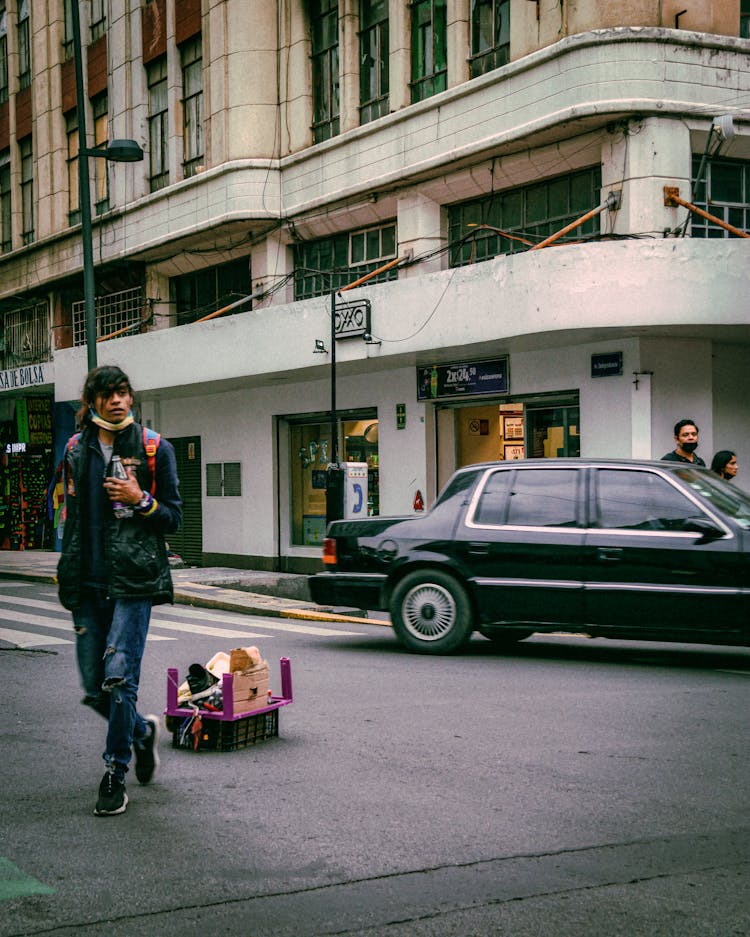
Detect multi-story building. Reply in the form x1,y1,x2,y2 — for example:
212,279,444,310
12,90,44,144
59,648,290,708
0,1,747,567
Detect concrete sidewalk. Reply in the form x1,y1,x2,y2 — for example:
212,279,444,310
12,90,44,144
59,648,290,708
0,549,381,626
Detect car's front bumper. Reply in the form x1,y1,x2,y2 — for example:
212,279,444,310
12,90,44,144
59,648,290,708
309,572,388,610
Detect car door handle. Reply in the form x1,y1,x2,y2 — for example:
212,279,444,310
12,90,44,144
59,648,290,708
468,542,489,556
597,547,623,563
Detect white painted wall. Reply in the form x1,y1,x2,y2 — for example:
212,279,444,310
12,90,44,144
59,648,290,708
53,239,750,562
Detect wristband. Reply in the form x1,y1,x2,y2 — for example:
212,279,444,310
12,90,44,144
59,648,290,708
134,491,153,513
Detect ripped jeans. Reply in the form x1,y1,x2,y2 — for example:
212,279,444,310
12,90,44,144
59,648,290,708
73,590,152,778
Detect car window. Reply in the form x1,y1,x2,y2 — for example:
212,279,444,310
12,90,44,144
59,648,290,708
673,468,750,530
473,470,512,524
594,469,704,531
475,468,580,527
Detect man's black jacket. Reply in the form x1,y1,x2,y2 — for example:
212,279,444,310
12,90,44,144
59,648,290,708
57,422,182,611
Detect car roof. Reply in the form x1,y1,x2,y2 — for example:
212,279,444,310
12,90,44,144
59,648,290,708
454,458,709,472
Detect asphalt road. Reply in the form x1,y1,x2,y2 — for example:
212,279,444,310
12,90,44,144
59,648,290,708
1,578,748,936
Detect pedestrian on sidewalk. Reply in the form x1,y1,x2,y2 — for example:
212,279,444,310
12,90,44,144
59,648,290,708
661,419,706,466
58,365,181,816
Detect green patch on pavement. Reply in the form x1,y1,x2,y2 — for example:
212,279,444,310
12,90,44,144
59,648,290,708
0,858,55,901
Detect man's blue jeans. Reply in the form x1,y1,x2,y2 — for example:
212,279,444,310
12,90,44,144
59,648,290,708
73,590,152,778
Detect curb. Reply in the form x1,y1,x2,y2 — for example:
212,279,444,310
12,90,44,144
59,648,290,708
0,566,388,627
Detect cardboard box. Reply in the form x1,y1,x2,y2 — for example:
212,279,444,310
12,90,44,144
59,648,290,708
231,662,270,711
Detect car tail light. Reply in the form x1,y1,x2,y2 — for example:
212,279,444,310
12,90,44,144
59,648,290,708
322,537,337,566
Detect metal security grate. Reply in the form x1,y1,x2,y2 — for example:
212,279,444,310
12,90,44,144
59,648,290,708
72,286,145,347
2,301,50,369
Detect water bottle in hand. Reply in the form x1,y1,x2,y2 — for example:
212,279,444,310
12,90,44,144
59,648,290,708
109,455,134,519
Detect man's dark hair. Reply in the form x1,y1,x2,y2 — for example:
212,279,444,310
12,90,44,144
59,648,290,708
76,365,134,427
674,419,699,436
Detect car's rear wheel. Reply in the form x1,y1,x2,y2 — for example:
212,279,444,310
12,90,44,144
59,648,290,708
390,569,473,654
477,626,533,646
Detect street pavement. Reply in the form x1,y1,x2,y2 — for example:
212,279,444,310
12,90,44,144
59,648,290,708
0,549,382,627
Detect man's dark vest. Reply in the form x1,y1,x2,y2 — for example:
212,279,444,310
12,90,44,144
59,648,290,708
57,422,173,611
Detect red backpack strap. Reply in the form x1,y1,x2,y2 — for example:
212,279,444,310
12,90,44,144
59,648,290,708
67,432,81,451
142,426,161,495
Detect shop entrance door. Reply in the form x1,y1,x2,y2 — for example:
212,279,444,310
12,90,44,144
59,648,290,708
526,405,580,458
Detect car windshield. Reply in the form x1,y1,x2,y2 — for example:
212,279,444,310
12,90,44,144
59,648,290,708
674,468,750,529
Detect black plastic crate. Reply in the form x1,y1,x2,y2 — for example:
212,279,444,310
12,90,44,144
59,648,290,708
171,708,279,752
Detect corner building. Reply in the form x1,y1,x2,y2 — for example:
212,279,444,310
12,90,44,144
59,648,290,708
0,0,747,567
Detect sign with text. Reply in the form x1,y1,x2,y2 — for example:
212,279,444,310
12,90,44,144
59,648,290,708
335,300,371,339
0,362,53,393
417,357,509,401
591,351,623,378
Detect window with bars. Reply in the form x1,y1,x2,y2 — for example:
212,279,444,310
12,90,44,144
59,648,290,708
17,0,30,90
147,56,169,192
0,1,8,104
1,302,50,370
206,462,242,497
411,0,447,103
470,0,510,78
181,36,203,178
448,167,602,267
0,148,10,253
294,223,398,300
72,286,145,347
359,0,389,125
310,0,339,143
690,157,750,238
93,94,109,213
66,112,80,226
20,136,33,245
90,0,106,42
171,257,251,326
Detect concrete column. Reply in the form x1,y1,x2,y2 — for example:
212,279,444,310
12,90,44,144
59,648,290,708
251,230,295,308
389,0,411,111
447,0,470,89
397,193,446,275
279,0,313,154
339,0,359,132
601,116,691,237
630,370,652,459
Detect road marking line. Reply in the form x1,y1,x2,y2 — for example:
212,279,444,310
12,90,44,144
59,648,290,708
0,858,55,901
0,626,70,647
156,604,365,636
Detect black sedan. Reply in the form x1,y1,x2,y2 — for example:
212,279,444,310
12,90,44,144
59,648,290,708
309,459,750,654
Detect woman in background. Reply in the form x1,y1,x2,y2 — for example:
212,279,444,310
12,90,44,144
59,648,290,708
710,450,738,481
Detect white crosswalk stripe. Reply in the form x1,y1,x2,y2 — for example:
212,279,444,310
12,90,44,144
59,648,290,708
0,626,70,647
0,591,365,648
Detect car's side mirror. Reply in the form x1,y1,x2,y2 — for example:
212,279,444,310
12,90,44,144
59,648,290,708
682,517,725,542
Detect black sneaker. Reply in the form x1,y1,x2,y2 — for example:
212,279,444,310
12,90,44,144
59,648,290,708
134,715,160,785
94,769,128,817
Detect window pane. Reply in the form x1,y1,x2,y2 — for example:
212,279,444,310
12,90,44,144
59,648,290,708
351,231,364,264
596,470,699,530
206,464,222,497
710,162,743,203
505,469,579,527
223,462,242,497
473,469,512,525
381,224,396,256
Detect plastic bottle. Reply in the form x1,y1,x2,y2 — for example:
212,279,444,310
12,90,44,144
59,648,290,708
109,455,134,519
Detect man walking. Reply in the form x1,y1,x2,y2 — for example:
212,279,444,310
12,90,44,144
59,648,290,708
58,365,181,816
661,419,706,466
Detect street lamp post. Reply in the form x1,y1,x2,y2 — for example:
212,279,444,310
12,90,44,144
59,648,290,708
71,0,143,371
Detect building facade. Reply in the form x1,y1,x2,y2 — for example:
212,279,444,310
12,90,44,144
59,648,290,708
0,0,748,567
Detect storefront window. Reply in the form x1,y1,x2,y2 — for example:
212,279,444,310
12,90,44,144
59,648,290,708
451,399,580,474
289,416,379,546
